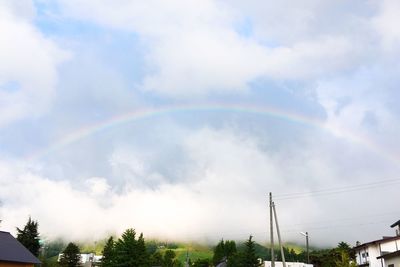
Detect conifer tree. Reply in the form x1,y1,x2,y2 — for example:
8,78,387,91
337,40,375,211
102,237,115,267
59,243,81,267
137,233,149,267
163,250,176,267
241,236,261,267
213,239,238,266
212,240,225,266
113,228,150,267
16,216,41,256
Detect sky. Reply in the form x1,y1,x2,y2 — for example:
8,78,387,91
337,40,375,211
1,0,400,247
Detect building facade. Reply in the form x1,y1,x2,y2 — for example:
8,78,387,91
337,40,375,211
264,261,313,267
354,220,400,267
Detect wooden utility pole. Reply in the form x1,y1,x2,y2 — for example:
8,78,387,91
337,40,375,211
269,192,275,267
306,232,309,264
272,202,286,267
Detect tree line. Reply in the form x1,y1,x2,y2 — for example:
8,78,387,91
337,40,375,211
14,217,356,267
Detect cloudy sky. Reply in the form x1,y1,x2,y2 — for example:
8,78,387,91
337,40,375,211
1,0,400,247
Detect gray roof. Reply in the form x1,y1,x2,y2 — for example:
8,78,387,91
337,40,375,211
0,231,41,264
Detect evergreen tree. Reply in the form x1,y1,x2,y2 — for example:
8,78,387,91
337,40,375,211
150,251,163,267
115,229,138,267
113,228,150,267
241,236,261,267
212,240,225,266
16,216,40,256
224,241,237,258
137,233,149,267
213,239,237,266
163,250,176,267
102,237,115,267
59,243,81,267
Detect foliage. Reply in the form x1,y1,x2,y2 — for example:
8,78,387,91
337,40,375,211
225,236,261,267
310,242,356,267
101,237,115,267
241,236,261,267
113,229,150,267
59,243,81,267
212,240,237,266
163,250,176,267
45,240,67,258
335,251,357,267
101,229,151,267
16,216,41,257
192,258,211,267
150,251,163,266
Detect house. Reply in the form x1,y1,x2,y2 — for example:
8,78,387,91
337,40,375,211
373,220,400,267
57,253,102,267
0,231,41,267
354,220,400,267
377,251,400,267
264,261,313,267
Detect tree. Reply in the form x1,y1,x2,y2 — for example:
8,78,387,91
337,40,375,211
115,229,138,267
59,243,81,267
241,236,261,267
213,240,237,266
16,216,40,256
163,250,176,267
137,233,150,267
224,241,237,258
335,251,357,267
102,237,115,267
310,242,356,267
337,242,355,260
113,228,150,267
212,240,226,266
150,251,163,267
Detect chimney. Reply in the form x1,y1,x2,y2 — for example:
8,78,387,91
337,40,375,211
390,220,400,236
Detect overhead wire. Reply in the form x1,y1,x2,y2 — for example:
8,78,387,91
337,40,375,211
273,178,400,200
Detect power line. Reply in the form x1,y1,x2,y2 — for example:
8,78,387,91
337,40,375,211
274,178,400,200
279,210,400,228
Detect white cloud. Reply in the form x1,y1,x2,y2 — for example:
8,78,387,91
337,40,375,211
55,0,369,97
2,126,397,245
373,0,400,50
0,1,68,126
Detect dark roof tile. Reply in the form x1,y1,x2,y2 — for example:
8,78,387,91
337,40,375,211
0,231,41,264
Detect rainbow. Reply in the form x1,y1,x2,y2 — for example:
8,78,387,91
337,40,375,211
25,103,400,166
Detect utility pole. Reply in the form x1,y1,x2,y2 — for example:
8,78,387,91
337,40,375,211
306,232,309,264
272,202,286,267
185,250,189,267
269,192,275,267
300,232,309,264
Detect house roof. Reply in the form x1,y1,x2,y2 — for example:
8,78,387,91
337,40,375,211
0,231,41,264
377,250,400,260
390,220,400,228
353,235,400,250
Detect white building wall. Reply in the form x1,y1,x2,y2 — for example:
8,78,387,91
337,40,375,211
356,247,369,265
355,238,400,267
369,244,383,267
381,241,398,254
384,256,400,267
264,261,313,267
